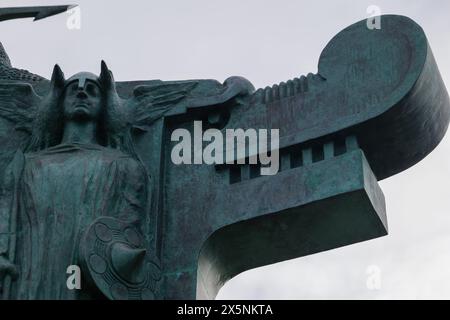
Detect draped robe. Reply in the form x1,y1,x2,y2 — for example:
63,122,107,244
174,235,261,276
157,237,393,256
2,143,149,299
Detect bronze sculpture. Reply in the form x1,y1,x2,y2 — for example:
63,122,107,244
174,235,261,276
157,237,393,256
0,6,449,299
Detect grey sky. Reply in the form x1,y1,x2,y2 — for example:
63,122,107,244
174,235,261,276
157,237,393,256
1,0,450,299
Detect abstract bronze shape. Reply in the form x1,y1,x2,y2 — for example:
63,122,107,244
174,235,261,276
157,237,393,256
0,6,449,299
0,5,76,22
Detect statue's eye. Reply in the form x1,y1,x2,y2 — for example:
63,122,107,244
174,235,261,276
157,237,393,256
86,83,97,96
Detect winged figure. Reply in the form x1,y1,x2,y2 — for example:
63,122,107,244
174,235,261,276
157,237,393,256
0,40,254,299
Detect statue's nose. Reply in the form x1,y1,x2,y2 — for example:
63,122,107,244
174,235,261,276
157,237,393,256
76,89,88,99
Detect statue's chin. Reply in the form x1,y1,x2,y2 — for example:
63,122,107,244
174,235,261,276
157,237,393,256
72,106,92,120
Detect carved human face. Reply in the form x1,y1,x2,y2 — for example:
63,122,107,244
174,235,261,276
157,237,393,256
63,80,102,121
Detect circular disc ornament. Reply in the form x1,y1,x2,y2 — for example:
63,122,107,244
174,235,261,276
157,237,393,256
80,217,162,300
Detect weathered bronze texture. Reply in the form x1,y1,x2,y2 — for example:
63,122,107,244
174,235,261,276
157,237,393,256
0,8,448,299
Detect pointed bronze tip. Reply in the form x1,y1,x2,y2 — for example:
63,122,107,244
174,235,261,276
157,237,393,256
111,243,147,284
34,5,78,21
0,5,78,22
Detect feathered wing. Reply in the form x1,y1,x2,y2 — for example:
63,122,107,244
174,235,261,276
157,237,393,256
0,41,46,169
0,82,42,174
129,81,199,131
128,76,255,132
0,82,41,132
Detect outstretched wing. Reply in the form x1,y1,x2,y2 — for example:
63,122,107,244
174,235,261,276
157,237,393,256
130,81,198,131
0,82,41,133
0,82,41,176
128,77,255,132
0,41,45,159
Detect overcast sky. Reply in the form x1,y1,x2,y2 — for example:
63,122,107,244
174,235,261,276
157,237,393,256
1,0,450,299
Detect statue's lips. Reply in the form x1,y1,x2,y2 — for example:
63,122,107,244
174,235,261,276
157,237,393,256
73,103,91,111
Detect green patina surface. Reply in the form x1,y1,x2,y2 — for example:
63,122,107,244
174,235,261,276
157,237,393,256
0,8,448,299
